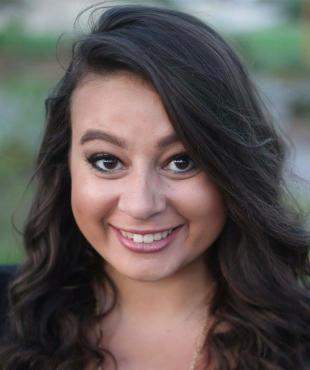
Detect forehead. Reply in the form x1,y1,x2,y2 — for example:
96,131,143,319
70,72,182,151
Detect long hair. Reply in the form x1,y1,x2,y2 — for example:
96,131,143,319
1,4,309,370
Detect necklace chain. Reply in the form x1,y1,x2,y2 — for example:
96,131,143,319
96,312,208,370
95,287,209,370
188,310,208,370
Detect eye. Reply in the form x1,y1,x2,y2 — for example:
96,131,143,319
87,153,123,172
165,153,196,173
86,152,197,175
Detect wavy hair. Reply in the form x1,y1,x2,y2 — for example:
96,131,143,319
1,4,309,370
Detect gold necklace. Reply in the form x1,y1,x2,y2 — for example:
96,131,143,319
96,311,208,370
188,310,208,370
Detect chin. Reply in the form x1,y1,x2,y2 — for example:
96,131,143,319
113,263,178,283
130,272,169,282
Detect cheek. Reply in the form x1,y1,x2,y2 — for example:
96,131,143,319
171,175,227,242
71,169,99,219
174,176,226,218
70,158,113,228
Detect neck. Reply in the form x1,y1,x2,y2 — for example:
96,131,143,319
104,257,215,323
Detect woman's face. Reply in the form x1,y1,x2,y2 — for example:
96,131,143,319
70,71,227,282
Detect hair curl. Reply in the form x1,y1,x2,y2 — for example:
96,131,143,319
1,4,309,370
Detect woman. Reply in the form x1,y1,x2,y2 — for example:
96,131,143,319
0,4,309,370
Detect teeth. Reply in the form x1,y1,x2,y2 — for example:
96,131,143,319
120,228,173,243
154,233,162,241
133,234,143,243
143,234,154,243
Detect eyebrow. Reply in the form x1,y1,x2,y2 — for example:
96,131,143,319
80,129,180,149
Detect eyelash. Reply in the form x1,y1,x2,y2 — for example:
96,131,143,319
86,152,197,175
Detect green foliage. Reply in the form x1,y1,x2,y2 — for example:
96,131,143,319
0,139,32,265
0,0,21,7
0,245,24,265
279,0,301,21
231,23,308,77
2,72,53,99
0,21,64,58
0,75,53,265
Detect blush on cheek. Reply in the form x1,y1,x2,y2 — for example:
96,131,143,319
71,178,100,212
179,183,225,220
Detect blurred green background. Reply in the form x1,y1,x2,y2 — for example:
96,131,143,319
1,0,310,264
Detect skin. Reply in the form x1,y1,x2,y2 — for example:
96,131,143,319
69,71,227,370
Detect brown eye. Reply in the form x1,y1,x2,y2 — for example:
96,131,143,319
166,154,196,173
87,154,123,172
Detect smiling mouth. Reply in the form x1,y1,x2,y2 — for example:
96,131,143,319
119,225,182,243
112,225,184,253
111,225,182,236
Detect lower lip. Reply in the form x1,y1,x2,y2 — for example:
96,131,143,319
112,226,183,253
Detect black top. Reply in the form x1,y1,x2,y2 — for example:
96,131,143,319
0,265,17,335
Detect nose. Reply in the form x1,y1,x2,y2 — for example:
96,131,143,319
118,168,166,220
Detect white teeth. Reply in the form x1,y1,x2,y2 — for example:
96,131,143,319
133,234,143,243
143,234,154,243
120,228,173,243
154,233,162,241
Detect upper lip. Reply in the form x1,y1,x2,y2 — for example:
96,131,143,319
111,224,182,235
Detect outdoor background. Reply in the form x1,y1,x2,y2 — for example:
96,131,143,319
1,0,309,264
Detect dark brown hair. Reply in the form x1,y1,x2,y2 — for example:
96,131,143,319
1,4,309,370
